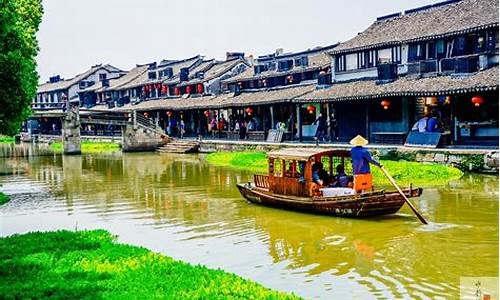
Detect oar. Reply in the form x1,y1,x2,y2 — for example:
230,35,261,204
379,166,428,225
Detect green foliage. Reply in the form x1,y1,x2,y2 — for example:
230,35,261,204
206,152,269,174
0,136,14,143
459,154,485,172
0,0,43,136
0,192,10,205
0,230,301,299
205,151,463,187
50,142,121,153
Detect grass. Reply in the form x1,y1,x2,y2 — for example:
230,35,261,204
205,151,464,187
0,136,14,143
50,142,121,153
0,230,301,300
0,192,10,205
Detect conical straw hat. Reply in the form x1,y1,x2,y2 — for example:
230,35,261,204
350,135,368,146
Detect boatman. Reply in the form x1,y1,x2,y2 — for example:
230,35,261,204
350,135,382,193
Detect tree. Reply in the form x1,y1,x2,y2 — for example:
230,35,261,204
0,0,43,136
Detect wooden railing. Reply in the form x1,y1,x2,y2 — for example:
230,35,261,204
254,175,269,189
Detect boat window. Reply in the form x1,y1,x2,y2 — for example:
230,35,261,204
284,160,299,178
273,159,284,177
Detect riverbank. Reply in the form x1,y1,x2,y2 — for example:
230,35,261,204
199,139,499,174
0,136,14,143
0,230,300,299
205,151,464,187
50,141,121,153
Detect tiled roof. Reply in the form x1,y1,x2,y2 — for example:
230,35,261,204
178,58,249,86
99,83,315,111
117,56,202,90
332,0,499,54
38,64,123,93
296,66,499,102
81,65,149,93
223,52,331,83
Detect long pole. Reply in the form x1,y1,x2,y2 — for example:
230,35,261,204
380,166,428,224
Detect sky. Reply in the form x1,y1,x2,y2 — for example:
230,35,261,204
36,0,439,82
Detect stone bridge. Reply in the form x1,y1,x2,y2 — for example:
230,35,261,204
62,106,165,154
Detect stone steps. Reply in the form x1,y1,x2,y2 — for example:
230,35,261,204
157,140,200,154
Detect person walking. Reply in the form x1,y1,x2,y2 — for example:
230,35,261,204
350,135,382,193
179,119,185,138
313,113,327,142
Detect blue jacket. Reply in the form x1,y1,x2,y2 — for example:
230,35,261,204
351,146,381,175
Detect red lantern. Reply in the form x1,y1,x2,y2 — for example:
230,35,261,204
161,85,168,95
167,111,173,117
471,95,484,107
287,75,293,83
245,107,254,115
142,86,147,92
197,84,204,94
186,85,192,94
204,110,210,117
381,100,391,110
174,87,180,96
144,112,149,118
306,105,316,114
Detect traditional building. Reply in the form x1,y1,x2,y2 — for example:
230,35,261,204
297,0,499,146
33,64,124,110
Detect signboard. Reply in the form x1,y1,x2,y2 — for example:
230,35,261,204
267,129,284,143
404,132,442,148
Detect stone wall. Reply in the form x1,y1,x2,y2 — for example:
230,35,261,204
121,124,164,152
199,140,499,174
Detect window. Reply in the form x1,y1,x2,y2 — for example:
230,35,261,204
99,73,107,81
408,43,426,62
335,55,346,72
148,71,157,80
391,46,401,63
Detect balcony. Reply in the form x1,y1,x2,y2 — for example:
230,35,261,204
407,60,438,76
440,55,480,74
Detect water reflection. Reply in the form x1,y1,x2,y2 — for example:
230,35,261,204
0,147,498,300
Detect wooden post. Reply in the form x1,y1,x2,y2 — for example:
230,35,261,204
270,105,275,130
297,104,302,142
217,109,221,138
326,103,331,142
365,103,370,141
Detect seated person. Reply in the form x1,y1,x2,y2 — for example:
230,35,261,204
312,162,330,186
331,164,350,188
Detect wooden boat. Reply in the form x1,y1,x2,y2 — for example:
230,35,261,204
236,148,422,218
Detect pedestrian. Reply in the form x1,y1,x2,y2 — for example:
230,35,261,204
313,113,327,142
179,119,185,138
330,113,339,141
239,120,247,140
350,135,382,193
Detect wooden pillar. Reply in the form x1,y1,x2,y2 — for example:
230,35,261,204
297,104,303,142
270,105,275,129
326,103,331,142
217,109,221,138
262,105,268,134
365,103,370,141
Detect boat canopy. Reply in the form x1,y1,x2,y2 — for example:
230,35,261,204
267,148,351,161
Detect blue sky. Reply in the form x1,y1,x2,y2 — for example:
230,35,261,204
37,0,438,81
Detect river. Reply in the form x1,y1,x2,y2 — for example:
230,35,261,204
0,145,498,299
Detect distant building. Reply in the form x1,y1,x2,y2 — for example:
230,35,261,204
33,64,124,110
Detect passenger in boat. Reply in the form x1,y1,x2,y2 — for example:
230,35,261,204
350,135,382,192
312,162,330,186
331,164,350,188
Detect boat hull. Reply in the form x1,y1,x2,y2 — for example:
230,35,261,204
236,183,422,218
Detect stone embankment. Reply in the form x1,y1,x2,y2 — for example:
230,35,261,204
198,140,499,174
